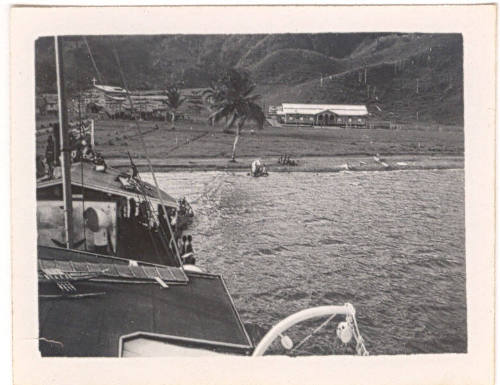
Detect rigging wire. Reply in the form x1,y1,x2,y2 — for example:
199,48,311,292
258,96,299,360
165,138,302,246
81,36,166,260
132,169,173,266
290,313,337,355
110,43,184,267
82,37,104,85
81,36,171,264
76,87,87,251
163,130,211,157
80,36,214,267
131,185,163,264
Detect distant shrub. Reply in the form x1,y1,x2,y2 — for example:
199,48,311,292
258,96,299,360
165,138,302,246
108,139,114,145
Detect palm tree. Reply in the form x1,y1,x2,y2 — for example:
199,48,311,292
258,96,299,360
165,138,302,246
163,86,186,130
202,69,265,162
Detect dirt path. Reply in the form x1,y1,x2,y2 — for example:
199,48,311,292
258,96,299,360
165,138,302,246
107,154,464,173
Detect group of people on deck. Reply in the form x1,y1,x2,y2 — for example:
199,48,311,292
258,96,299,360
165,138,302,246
42,124,197,267
158,204,196,266
113,198,196,266
40,125,106,179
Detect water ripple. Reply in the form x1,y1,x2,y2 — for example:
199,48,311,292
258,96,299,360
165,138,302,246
147,169,466,355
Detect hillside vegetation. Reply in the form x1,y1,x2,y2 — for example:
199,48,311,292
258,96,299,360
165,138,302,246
35,33,463,125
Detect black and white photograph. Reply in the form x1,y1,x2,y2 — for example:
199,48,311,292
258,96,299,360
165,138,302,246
10,5,495,385
34,31,466,358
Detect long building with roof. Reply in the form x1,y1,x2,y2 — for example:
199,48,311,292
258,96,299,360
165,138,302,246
272,103,369,127
76,79,201,121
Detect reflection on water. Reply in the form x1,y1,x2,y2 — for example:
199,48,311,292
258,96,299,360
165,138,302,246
145,169,466,355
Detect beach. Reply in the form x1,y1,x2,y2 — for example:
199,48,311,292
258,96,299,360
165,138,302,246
37,119,464,173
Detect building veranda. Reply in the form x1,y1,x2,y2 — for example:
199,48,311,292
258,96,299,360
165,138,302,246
270,103,369,128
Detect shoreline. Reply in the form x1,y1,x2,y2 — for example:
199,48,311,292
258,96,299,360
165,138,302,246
107,154,464,173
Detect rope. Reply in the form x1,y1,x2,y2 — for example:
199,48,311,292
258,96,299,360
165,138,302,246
286,304,369,356
80,37,213,267
164,130,211,156
350,309,369,356
81,37,167,264
77,92,87,250
82,37,104,85
124,161,166,265
290,313,337,355
110,44,183,267
190,173,224,205
81,37,181,266
133,188,163,264
134,175,172,265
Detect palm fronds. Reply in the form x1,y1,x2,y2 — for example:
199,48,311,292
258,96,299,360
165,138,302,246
164,86,186,110
202,68,265,160
162,85,186,128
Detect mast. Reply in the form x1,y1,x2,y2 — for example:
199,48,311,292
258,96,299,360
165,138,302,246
54,36,74,248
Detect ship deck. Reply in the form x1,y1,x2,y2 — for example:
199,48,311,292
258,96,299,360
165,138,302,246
39,271,253,357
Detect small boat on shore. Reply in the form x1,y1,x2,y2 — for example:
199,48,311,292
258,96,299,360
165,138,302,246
250,159,269,177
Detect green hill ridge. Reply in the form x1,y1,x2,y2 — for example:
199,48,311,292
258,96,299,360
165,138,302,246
35,33,463,125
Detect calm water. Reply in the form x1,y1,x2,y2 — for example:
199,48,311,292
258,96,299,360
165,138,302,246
145,169,466,355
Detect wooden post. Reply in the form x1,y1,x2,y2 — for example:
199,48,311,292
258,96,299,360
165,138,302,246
54,36,74,249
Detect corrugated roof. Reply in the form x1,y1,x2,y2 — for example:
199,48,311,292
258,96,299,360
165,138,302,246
94,84,128,94
37,162,178,208
279,103,368,116
131,95,168,101
38,247,253,357
105,95,127,101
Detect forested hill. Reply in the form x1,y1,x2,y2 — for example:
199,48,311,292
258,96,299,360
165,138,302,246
35,33,463,125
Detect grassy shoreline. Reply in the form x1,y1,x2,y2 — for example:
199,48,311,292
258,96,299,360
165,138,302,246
37,119,464,173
